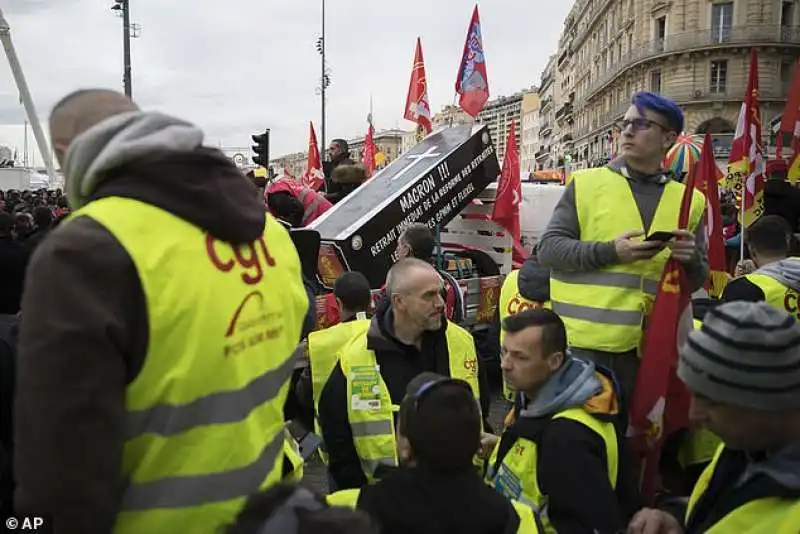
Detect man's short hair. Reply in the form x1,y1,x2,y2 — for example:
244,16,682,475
331,139,349,154
502,308,568,356
385,257,435,296
746,215,793,257
399,223,436,261
333,272,372,312
632,91,684,133
399,372,481,473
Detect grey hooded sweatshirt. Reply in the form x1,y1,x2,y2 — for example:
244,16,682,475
14,111,312,534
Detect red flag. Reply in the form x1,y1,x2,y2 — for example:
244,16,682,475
629,172,697,504
302,121,325,191
404,38,433,134
726,49,765,228
491,121,528,266
363,123,377,178
455,5,490,118
777,58,800,159
694,134,729,298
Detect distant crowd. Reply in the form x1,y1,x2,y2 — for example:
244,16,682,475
0,189,70,315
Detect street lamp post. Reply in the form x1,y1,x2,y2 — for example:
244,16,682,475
320,0,327,158
111,0,133,98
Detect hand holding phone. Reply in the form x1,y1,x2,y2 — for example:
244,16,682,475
645,231,677,242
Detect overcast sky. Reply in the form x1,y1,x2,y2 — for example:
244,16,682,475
0,0,571,165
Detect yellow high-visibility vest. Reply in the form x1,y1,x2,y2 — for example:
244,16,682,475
551,168,705,352
339,321,481,484
485,407,619,534
308,317,371,464
745,271,800,322
498,269,550,401
686,445,800,533
71,197,308,534
326,488,544,534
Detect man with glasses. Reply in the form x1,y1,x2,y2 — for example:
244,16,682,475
538,91,708,404
317,258,489,490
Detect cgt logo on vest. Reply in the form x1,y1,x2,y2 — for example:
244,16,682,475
783,289,800,320
463,358,478,375
206,233,285,358
506,294,543,315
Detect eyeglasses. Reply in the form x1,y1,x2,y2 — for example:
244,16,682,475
614,117,670,133
413,378,474,412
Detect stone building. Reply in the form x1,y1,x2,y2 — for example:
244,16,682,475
556,0,800,167
520,92,542,172
348,128,408,168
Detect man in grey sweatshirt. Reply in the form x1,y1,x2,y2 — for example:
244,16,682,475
538,92,708,404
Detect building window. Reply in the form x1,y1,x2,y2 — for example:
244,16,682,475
782,1,795,27
650,70,662,93
781,59,795,94
654,16,666,51
711,2,733,43
710,60,728,94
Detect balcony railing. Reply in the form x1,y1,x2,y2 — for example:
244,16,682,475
666,86,786,103
577,24,800,108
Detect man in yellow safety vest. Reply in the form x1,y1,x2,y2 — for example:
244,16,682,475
294,272,372,468
482,308,640,534
318,258,489,489
14,89,310,534
629,301,800,533
538,91,707,403
722,215,800,321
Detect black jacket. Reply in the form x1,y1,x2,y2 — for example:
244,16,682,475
491,370,641,534
322,156,356,203
318,299,490,489
764,179,800,232
357,468,538,534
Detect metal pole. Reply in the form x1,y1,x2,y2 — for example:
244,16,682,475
122,0,132,98
321,0,326,160
0,7,58,182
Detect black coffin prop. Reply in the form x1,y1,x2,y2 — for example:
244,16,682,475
309,124,500,288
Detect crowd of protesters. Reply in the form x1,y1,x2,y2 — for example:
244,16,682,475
0,189,69,315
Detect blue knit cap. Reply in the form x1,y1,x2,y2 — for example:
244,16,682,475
632,91,684,133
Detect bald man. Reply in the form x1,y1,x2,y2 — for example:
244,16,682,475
14,89,312,534
317,258,490,490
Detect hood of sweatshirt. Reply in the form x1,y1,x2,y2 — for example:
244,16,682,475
755,257,800,293
520,356,605,418
740,442,800,491
517,253,550,302
61,110,266,244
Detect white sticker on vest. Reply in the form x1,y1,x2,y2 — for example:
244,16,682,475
493,463,523,500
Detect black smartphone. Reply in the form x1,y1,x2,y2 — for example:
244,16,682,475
645,231,677,242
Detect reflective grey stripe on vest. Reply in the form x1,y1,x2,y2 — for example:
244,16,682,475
350,419,393,438
125,354,295,440
551,301,642,326
121,429,284,511
552,271,659,296
362,457,398,474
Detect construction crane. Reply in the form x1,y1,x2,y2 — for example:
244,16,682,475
0,7,58,184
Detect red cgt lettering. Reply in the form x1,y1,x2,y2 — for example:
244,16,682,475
206,234,277,285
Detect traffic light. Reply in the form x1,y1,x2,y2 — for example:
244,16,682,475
252,129,270,167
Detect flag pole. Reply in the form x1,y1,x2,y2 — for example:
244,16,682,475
740,178,746,262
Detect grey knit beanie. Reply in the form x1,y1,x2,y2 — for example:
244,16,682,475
678,301,800,411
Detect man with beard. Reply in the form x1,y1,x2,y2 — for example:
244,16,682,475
318,258,488,490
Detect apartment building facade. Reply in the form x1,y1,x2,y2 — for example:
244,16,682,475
563,0,800,167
